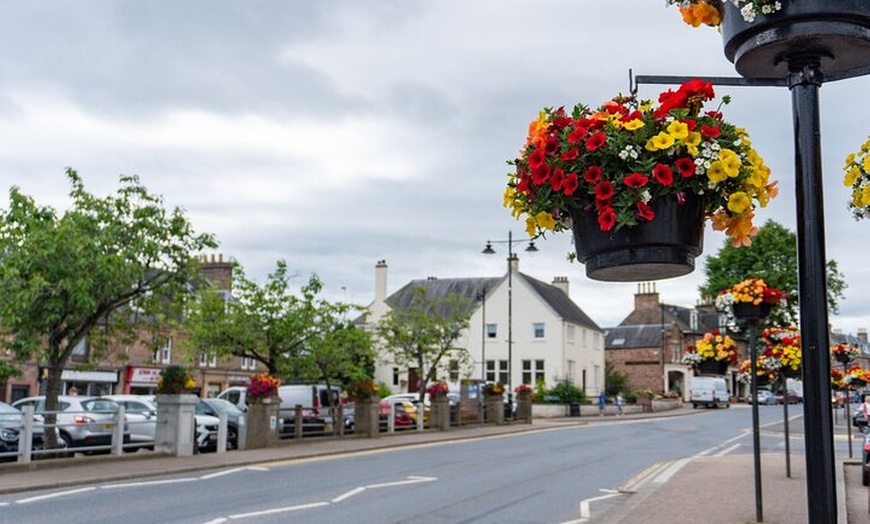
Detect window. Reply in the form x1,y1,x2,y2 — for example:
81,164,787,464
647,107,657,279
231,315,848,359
485,360,508,384
566,325,575,342
533,323,545,339
392,367,400,386
154,337,172,364
522,359,545,385
240,357,256,370
449,359,459,382
71,338,88,362
199,352,208,367
486,323,498,339
209,355,217,368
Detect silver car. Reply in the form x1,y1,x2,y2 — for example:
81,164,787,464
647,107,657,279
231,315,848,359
12,396,126,451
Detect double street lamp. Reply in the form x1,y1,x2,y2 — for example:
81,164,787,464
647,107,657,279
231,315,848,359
482,231,538,396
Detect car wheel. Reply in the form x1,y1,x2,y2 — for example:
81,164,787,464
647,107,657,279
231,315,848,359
692,403,697,409
228,428,238,451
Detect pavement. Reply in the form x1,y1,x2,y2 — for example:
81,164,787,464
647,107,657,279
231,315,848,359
0,404,867,523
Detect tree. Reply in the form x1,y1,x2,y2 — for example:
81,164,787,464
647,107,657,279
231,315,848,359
699,220,846,327
375,288,473,404
0,169,216,446
604,361,628,397
184,260,374,397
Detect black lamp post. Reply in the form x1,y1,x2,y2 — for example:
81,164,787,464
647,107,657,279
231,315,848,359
482,231,538,402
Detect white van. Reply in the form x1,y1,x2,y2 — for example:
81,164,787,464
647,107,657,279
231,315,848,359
690,375,731,409
217,384,341,436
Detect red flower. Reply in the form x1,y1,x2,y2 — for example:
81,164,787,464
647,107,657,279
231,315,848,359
637,201,655,221
594,180,615,200
706,110,723,120
675,157,696,178
586,131,606,152
598,207,616,231
682,119,697,131
531,163,550,185
623,172,649,188
528,148,546,168
562,172,579,196
561,147,579,161
595,196,611,211
584,166,603,184
550,168,565,191
701,125,721,140
544,135,560,154
652,163,674,186
568,126,589,144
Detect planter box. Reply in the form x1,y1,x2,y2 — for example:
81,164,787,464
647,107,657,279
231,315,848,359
155,394,198,456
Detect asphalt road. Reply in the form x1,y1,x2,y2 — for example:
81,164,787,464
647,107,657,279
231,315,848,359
0,405,806,524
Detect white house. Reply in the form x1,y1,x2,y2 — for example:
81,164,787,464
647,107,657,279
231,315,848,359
359,260,605,398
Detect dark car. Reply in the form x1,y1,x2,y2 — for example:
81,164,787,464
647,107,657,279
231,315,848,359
0,401,45,460
196,398,244,450
775,390,802,404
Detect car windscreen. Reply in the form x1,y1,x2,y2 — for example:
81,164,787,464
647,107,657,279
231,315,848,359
82,399,120,412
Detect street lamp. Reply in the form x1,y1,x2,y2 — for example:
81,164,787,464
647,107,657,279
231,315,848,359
482,231,538,400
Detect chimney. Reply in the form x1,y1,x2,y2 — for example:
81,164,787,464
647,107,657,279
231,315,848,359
375,260,388,302
509,254,519,273
551,276,569,296
858,328,868,343
200,253,234,291
634,282,660,311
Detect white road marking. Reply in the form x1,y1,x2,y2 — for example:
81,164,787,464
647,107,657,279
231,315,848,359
201,519,227,524
16,487,96,504
0,502,9,507
199,466,268,480
714,443,741,456
653,457,691,484
228,502,329,519
364,475,437,489
331,486,366,503
101,478,198,489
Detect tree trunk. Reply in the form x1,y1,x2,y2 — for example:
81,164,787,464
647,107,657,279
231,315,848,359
43,360,64,449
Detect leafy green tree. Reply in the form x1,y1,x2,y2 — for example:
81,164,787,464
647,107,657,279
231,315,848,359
375,288,473,404
699,220,846,327
0,169,216,446
184,260,374,403
604,361,628,397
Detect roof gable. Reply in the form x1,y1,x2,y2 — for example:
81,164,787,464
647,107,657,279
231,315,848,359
519,273,601,331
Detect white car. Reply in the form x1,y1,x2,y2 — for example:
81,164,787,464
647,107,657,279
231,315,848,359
115,395,220,453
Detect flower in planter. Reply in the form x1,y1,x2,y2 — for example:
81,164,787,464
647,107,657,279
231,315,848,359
514,383,534,394
505,79,777,248
349,379,379,401
157,365,196,394
668,1,784,27
761,326,801,375
426,381,450,399
831,369,846,391
715,278,784,322
247,373,281,401
483,382,505,396
842,136,870,220
831,343,862,364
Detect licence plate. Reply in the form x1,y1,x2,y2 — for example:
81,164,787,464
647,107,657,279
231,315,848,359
102,423,114,429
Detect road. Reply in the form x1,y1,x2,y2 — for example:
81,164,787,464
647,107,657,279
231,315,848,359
0,405,806,524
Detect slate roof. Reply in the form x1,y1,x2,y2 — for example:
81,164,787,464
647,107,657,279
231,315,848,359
378,273,601,331
605,324,665,349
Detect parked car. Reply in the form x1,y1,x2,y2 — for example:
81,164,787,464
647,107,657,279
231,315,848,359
218,384,340,437
342,401,415,432
754,389,777,405
103,394,158,451
853,409,868,433
12,395,127,451
0,401,45,460
196,398,243,450
690,375,730,409
775,389,802,405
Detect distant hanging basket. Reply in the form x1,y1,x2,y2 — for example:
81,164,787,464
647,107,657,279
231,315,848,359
733,302,773,321
720,0,870,79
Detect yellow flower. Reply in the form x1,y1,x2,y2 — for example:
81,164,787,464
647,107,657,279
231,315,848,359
845,153,856,168
727,192,751,215
844,166,861,187
862,185,870,207
707,161,728,184
718,149,742,177
535,210,556,231
623,118,644,131
667,120,689,140
645,132,675,151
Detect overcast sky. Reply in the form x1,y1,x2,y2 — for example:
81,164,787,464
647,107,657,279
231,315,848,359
1,1,868,335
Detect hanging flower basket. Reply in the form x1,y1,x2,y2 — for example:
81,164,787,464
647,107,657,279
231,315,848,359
505,79,777,282
697,359,730,375
732,302,773,321
571,193,704,281
719,0,870,79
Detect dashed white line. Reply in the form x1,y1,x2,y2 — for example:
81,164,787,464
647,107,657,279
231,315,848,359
228,502,329,519
653,457,691,484
364,476,437,489
331,486,366,503
101,478,197,489
201,519,227,524
16,487,96,504
714,443,741,456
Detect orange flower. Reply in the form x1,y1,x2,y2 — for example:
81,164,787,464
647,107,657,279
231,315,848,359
679,2,721,28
